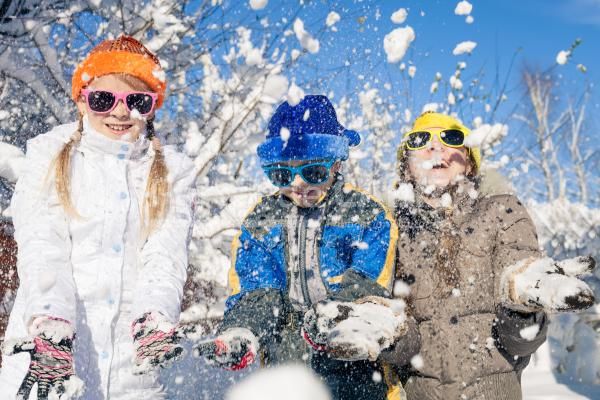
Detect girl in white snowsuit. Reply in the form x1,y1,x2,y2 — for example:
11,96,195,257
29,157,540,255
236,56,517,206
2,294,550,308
0,35,195,399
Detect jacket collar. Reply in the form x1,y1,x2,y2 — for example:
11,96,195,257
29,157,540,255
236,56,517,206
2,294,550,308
79,117,151,160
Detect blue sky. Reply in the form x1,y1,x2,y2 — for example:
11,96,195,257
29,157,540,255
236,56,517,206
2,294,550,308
271,0,600,119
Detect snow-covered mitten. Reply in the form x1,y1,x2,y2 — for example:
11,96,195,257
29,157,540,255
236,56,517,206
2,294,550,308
2,316,84,400
131,311,184,375
500,256,596,312
193,328,258,371
302,297,408,362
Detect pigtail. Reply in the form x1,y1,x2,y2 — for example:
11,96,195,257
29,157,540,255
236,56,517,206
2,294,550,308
54,113,84,218
143,117,169,233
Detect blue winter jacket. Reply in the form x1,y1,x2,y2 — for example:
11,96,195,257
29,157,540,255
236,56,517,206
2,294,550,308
220,176,403,400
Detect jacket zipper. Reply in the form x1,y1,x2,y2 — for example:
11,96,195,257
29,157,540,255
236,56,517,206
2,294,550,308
297,212,312,308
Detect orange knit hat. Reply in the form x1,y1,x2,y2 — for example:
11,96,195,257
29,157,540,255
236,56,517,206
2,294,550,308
71,35,167,108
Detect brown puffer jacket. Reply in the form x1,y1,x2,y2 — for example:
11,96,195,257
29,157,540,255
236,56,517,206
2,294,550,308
394,171,548,400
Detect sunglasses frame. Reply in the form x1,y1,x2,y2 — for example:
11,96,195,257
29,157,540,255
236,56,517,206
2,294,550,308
403,129,467,150
263,160,336,187
81,89,158,116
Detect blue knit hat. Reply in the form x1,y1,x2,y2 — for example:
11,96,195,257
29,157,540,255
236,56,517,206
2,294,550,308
257,95,361,165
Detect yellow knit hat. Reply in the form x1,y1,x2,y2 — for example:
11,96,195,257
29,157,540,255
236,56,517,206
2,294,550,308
397,111,481,171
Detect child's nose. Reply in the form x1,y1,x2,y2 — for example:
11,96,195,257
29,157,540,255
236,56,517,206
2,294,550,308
290,173,306,187
428,135,443,150
111,100,129,117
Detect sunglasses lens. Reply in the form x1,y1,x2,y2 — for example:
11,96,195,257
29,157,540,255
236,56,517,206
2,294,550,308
267,168,293,187
406,131,431,149
87,91,116,113
126,93,155,115
440,129,465,146
301,164,330,185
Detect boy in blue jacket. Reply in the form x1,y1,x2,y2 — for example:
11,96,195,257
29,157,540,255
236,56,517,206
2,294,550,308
198,95,418,399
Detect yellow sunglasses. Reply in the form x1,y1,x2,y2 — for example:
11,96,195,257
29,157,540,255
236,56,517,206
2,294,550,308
403,129,467,150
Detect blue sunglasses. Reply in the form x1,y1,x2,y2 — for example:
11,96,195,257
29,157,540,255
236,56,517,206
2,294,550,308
263,160,336,187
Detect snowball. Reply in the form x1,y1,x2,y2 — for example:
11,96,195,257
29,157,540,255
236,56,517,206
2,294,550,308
464,123,508,150
287,83,305,106
394,182,415,203
450,75,463,90
280,127,291,146
448,92,456,105
291,49,301,60
261,74,289,104
520,324,540,341
383,26,416,63
411,354,424,369
465,15,474,24
372,371,382,383
226,365,330,400
152,67,166,83
351,241,369,250
293,18,320,54
441,193,453,208
408,65,417,78
393,280,411,298
556,50,570,65
326,11,340,27
452,41,477,55
249,0,268,10
391,8,408,24
303,109,310,121
430,81,439,94
422,103,439,113
454,1,473,16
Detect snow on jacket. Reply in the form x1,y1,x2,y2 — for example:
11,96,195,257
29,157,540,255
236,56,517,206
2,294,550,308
393,170,548,400
0,120,196,399
220,175,404,400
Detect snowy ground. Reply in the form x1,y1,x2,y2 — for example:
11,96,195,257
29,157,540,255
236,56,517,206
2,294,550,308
162,340,599,399
522,342,598,400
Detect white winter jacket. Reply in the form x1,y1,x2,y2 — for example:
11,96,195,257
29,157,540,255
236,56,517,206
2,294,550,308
0,120,196,399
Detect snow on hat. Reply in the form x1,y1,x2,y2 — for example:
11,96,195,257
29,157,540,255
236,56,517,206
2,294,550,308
71,35,167,108
397,111,481,171
257,95,361,165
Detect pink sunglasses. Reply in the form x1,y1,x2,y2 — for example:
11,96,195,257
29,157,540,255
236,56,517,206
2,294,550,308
81,89,158,116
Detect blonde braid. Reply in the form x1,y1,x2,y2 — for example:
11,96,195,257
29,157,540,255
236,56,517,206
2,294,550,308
54,114,84,218
143,118,169,233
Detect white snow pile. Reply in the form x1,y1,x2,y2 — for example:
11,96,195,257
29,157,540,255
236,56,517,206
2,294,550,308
464,122,508,153
556,49,571,65
391,8,408,24
0,141,25,183
452,40,477,55
383,26,415,63
293,18,320,54
316,298,407,362
226,364,331,400
326,11,340,27
454,1,472,15
249,0,268,10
